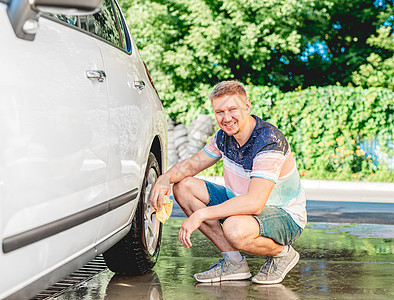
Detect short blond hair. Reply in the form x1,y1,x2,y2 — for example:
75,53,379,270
209,80,247,101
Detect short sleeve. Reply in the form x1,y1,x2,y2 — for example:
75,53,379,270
251,151,287,183
203,132,222,159
250,124,290,183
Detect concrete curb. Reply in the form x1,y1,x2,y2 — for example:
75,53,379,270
196,176,394,204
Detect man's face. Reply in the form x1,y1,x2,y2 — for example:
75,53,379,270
211,94,251,137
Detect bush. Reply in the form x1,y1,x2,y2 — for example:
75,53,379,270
200,85,394,182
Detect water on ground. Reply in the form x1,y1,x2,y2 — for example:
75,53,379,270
57,218,394,300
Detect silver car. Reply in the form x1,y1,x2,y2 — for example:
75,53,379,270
0,0,167,299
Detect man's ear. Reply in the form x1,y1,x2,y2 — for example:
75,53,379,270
245,99,252,112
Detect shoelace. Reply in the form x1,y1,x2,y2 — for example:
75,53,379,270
209,258,230,275
260,256,278,275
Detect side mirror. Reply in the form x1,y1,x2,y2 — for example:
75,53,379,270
7,0,103,41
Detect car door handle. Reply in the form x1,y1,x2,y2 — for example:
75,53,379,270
134,80,145,90
86,70,106,82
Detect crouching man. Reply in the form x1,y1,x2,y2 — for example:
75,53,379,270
150,80,306,284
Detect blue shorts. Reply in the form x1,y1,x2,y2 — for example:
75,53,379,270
204,180,303,246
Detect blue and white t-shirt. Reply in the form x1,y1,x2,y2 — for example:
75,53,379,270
204,115,307,228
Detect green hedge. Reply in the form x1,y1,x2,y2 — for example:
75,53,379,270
198,85,394,182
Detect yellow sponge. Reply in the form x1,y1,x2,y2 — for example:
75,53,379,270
156,195,173,224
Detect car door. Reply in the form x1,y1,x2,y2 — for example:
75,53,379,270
83,0,153,240
0,10,109,295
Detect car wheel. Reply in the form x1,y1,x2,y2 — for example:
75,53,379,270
103,153,162,275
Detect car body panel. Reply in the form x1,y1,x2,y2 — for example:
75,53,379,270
0,1,167,298
0,8,112,297
94,5,149,245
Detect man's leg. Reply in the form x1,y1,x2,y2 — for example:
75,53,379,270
222,215,284,256
173,177,251,282
173,177,236,252
223,214,300,284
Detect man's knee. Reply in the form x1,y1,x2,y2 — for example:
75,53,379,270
223,217,256,250
173,177,209,206
172,177,192,199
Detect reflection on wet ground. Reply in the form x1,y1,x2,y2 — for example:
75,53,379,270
57,217,394,299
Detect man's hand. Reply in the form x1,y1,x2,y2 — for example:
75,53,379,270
178,210,204,248
149,150,218,212
149,174,171,211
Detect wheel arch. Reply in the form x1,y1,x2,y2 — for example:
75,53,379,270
150,135,165,175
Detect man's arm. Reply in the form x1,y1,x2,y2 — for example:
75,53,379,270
149,149,219,211
178,177,275,248
200,177,275,217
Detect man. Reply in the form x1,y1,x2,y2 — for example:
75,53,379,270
150,80,306,284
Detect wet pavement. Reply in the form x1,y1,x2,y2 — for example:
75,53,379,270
54,204,394,300
172,200,394,225
305,201,394,225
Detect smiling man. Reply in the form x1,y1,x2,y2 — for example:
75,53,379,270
150,80,306,284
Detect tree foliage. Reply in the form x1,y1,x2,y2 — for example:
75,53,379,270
117,0,393,181
119,0,392,110
352,7,394,90
121,0,324,120
292,0,392,88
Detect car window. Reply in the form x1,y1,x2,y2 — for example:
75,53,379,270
34,10,78,27
112,2,131,52
80,0,122,48
53,15,78,26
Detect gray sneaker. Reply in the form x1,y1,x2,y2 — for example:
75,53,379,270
252,246,300,284
194,257,251,283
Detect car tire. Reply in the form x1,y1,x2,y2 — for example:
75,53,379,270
103,153,162,275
